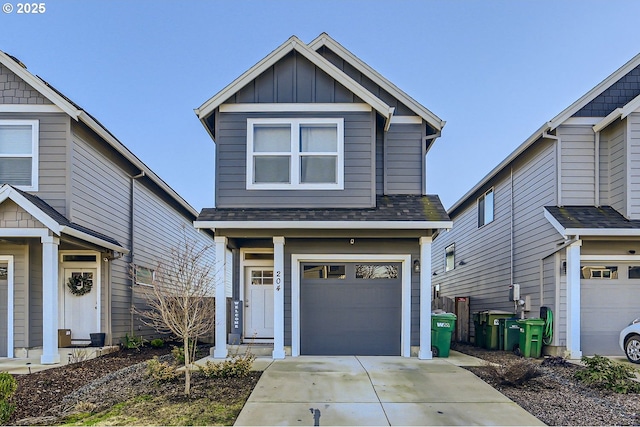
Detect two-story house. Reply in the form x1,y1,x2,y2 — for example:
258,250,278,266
431,52,640,359
194,34,451,359
0,50,214,364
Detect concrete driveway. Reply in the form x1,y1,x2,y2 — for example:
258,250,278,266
235,353,544,426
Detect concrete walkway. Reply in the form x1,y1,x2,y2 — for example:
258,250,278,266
234,352,545,426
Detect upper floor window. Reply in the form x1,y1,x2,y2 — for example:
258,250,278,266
445,243,455,272
478,188,494,227
246,118,344,190
0,120,38,190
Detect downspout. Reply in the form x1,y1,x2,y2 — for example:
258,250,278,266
543,130,562,206
594,130,600,207
130,171,145,335
510,166,514,286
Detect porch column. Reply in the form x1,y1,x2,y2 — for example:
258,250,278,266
418,236,433,360
273,236,285,359
213,236,228,358
566,240,582,359
41,235,60,364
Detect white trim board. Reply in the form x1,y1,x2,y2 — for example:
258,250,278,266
220,103,371,113
0,255,14,358
195,220,453,230
290,253,412,358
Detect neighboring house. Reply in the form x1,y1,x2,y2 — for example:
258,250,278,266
431,52,640,359
194,33,451,359
0,50,214,364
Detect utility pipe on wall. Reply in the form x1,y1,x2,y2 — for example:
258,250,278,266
543,131,562,206
129,171,145,335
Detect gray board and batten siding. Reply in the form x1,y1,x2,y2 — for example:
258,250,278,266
215,50,427,208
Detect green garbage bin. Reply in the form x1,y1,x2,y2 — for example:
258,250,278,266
517,318,545,358
484,311,515,350
498,318,521,352
473,312,485,347
431,313,457,357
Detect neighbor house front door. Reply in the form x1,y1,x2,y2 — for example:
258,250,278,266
62,268,98,340
244,267,274,340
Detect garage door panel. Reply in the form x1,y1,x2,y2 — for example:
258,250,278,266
582,280,638,356
301,262,402,356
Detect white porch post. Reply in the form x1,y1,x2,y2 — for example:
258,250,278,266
566,240,582,359
418,236,433,360
273,236,286,359
41,235,60,364
213,236,228,358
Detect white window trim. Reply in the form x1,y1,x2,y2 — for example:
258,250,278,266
291,253,412,357
0,119,39,191
246,118,344,190
478,188,494,228
445,243,455,272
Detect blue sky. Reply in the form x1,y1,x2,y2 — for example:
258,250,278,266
2,0,640,211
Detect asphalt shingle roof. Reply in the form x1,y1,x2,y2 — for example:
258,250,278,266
198,195,450,223
545,205,640,229
13,187,124,248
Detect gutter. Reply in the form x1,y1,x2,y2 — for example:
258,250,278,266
129,171,145,335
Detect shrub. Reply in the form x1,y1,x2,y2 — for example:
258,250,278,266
150,338,165,348
199,346,256,379
0,373,16,424
171,340,197,365
483,359,541,386
574,355,640,394
146,357,180,383
121,333,145,351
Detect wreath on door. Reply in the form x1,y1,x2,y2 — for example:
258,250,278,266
67,274,93,296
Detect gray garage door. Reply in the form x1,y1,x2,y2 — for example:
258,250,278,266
300,262,402,356
581,264,640,356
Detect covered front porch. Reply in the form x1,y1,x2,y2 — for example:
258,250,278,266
0,185,128,364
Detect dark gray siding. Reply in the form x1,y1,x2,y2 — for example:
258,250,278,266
216,111,375,208
316,46,415,115
385,123,423,194
573,65,640,117
229,51,361,104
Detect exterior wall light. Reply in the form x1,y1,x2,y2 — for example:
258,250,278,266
413,259,420,273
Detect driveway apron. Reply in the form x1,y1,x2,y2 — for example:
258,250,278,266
234,354,544,426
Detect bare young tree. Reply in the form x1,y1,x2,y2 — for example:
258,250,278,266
136,236,217,396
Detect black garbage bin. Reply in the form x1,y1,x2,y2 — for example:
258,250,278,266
90,333,106,347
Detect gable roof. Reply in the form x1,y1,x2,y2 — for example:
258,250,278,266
0,185,128,253
449,52,640,215
308,33,445,131
195,34,443,136
0,50,198,219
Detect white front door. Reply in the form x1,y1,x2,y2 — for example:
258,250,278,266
62,268,98,340
0,261,8,357
245,267,274,339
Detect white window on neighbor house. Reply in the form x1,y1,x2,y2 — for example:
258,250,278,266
246,118,344,190
0,120,38,190
478,188,494,227
135,265,155,287
445,243,455,272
